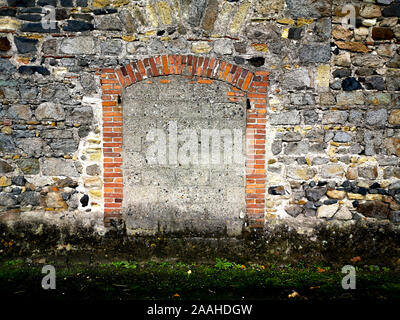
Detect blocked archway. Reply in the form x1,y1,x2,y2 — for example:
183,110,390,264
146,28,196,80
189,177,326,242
98,55,268,232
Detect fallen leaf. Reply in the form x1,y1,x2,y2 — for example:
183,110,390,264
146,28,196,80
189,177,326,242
288,291,300,298
317,267,326,273
309,286,320,290
350,256,361,263
173,293,180,297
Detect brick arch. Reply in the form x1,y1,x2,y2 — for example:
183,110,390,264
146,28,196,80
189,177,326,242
97,55,269,231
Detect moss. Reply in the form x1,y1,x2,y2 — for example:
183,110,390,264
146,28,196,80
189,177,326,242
0,260,399,300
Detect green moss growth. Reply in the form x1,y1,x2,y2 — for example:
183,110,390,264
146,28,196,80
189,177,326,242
0,259,399,300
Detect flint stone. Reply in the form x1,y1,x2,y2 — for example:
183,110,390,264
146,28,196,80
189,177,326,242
285,205,302,217
334,206,353,220
41,158,79,177
0,58,16,74
365,109,387,127
14,36,38,54
60,37,95,55
282,68,311,90
94,14,122,31
306,186,327,202
299,44,331,63
35,102,65,121
67,106,93,125
342,77,362,91
317,203,339,219
0,193,17,207
0,160,12,173
19,191,39,206
0,134,16,153
16,158,40,174
333,131,352,143
270,111,300,125
364,76,385,90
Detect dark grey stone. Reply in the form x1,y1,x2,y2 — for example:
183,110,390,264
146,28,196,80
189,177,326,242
16,158,40,175
19,191,40,206
63,20,94,32
16,14,42,21
80,194,89,207
382,3,400,17
364,76,385,91
0,58,16,74
285,205,302,217
333,69,351,78
306,187,327,202
49,140,79,155
0,160,13,174
14,37,38,54
12,176,26,186
188,0,207,27
299,44,331,63
0,8,17,16
21,23,60,33
0,193,17,207
288,27,303,40
7,0,35,7
342,77,362,91
0,134,16,153
18,66,50,76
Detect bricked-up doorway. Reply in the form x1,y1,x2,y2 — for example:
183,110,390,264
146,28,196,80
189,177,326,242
98,56,268,234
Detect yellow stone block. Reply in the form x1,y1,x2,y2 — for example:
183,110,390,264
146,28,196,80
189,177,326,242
366,194,383,201
0,18,21,31
0,176,11,187
347,193,364,200
145,30,156,36
157,1,173,25
282,28,289,38
146,4,159,28
230,1,251,34
93,0,110,8
277,18,295,25
191,41,212,54
327,190,346,200
389,109,400,125
252,43,268,52
112,0,129,7
84,177,103,188
297,18,314,26
358,157,368,164
90,152,102,161
317,64,330,89
25,34,43,39
122,35,136,42
1,126,12,135
89,189,102,199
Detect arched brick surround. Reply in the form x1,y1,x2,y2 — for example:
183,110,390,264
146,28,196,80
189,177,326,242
97,55,269,230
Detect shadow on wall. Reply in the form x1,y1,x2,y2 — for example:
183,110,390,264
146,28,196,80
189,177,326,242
123,203,245,238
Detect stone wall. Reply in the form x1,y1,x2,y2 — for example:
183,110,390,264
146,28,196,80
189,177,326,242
0,0,399,241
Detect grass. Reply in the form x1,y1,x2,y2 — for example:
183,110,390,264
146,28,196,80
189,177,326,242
0,258,399,300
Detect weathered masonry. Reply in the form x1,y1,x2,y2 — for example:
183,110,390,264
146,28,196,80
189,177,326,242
99,57,267,235
0,0,399,264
